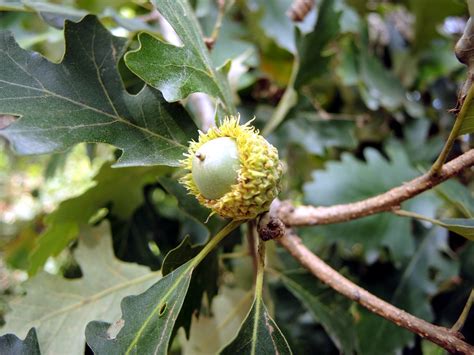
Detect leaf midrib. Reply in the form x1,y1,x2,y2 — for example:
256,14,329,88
0,79,185,149
125,261,194,354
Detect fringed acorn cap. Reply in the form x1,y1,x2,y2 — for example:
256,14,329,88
180,115,282,220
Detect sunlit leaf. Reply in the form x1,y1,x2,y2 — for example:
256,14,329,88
3,224,158,355
28,163,167,275
86,260,193,355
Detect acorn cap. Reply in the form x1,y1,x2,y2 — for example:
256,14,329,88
180,115,283,220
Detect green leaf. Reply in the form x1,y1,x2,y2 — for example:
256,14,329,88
275,115,357,155
124,0,234,114
158,176,227,235
356,227,458,355
250,0,296,54
435,180,474,218
86,219,241,355
220,295,292,355
0,15,196,167
162,236,219,337
279,271,357,354
458,85,474,136
28,163,166,275
396,210,474,241
429,218,474,241
0,1,87,28
303,143,441,262
109,193,181,270
294,0,341,89
358,42,406,111
409,0,465,50
0,328,41,355
0,0,25,11
179,287,253,354
2,223,158,355
86,259,194,355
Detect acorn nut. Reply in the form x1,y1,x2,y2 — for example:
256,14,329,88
180,115,283,220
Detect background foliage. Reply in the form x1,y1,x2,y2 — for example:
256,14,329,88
0,0,473,354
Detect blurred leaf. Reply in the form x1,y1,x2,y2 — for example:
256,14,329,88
279,271,357,354
459,85,474,135
125,0,234,113
86,260,193,355
3,223,158,355
427,218,474,241
409,0,465,50
4,223,38,269
209,15,256,68
275,114,357,155
421,340,446,355
179,287,253,355
0,0,25,11
220,295,292,354
399,118,444,165
358,43,406,111
0,328,40,355
0,1,87,28
294,0,341,89
356,227,458,355
250,0,296,54
0,15,196,167
28,163,166,275
435,180,474,218
303,144,441,262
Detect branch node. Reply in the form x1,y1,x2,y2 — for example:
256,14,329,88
257,212,286,241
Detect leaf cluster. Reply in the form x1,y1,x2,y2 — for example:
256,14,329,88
0,0,473,354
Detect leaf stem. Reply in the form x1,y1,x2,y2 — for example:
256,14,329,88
452,289,474,333
392,209,441,225
254,236,266,300
431,84,474,174
191,219,243,267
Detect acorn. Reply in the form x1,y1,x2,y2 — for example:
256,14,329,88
180,116,282,220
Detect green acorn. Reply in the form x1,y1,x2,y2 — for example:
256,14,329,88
180,116,282,220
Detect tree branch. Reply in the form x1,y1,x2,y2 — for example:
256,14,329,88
277,230,474,354
277,149,474,226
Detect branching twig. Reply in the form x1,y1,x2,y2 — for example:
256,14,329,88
276,149,474,226
276,230,474,354
204,0,228,50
